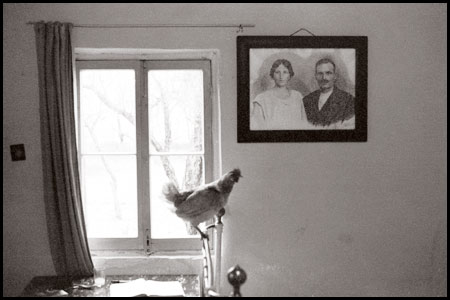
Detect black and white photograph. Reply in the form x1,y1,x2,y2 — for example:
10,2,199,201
4,3,446,298
238,36,368,142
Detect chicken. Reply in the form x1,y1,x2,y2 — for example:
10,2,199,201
162,168,242,239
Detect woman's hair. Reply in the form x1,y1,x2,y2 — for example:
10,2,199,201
269,59,295,79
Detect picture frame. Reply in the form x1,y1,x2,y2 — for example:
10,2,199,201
237,36,367,142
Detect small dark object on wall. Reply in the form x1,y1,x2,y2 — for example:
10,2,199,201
10,144,26,161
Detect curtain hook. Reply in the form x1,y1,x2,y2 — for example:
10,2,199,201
236,24,244,34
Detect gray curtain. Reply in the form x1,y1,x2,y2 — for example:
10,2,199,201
34,21,94,279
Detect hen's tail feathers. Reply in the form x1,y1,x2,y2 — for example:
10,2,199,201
162,182,180,205
163,182,194,208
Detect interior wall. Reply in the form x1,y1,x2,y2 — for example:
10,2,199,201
3,3,447,297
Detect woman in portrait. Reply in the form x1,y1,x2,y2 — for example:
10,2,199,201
250,59,308,130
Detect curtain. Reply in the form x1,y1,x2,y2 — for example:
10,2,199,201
34,21,94,279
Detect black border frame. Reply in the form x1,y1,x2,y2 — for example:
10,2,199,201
237,35,368,143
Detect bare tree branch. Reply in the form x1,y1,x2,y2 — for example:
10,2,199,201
83,81,135,125
150,136,179,190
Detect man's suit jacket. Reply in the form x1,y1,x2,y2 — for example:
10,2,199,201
303,87,354,126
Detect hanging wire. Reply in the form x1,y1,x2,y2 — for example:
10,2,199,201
289,27,316,36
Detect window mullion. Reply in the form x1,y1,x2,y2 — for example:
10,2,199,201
139,61,151,254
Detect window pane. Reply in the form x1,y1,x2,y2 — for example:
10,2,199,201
150,155,204,238
82,155,138,238
148,70,204,153
80,70,136,153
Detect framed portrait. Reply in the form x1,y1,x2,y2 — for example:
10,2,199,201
237,36,367,142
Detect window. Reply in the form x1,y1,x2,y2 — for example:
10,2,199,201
76,58,213,252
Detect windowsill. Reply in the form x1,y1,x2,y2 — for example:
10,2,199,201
91,250,205,276
91,250,147,257
91,249,205,258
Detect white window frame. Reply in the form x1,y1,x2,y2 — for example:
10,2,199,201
75,49,221,253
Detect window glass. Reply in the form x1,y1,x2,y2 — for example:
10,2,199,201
82,155,138,238
80,70,136,153
148,70,204,153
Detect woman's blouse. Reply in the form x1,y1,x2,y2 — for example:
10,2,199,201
250,89,308,130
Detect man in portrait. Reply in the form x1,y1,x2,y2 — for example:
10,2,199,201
303,58,355,128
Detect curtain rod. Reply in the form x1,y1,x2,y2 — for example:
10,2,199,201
26,22,255,29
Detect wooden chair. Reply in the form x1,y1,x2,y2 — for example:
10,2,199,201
200,209,246,297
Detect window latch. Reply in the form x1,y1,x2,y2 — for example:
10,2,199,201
146,229,151,255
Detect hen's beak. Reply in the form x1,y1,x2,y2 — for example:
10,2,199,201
232,175,243,182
